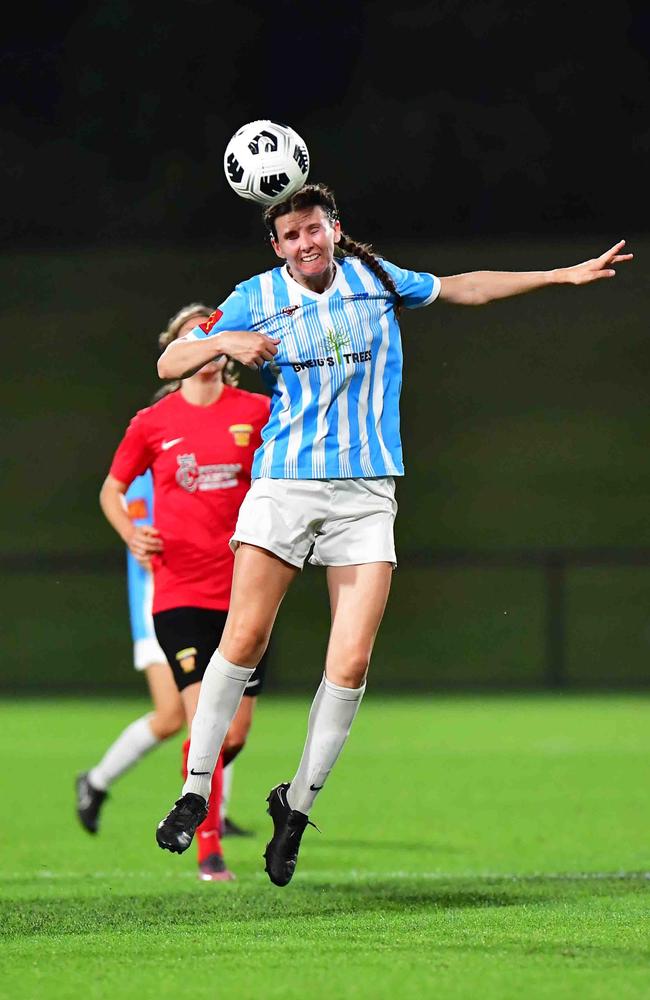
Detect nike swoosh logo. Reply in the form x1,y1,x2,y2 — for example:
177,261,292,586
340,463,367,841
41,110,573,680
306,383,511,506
309,784,323,792
161,437,184,451
190,768,210,776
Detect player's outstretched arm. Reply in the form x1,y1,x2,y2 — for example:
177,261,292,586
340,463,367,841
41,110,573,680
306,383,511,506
438,240,633,306
158,330,281,378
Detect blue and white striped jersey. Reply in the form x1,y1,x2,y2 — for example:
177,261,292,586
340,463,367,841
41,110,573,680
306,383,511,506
124,471,156,643
189,257,440,479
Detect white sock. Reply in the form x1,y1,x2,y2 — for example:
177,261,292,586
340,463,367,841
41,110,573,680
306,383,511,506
221,762,234,820
88,715,159,791
287,675,366,815
183,649,255,800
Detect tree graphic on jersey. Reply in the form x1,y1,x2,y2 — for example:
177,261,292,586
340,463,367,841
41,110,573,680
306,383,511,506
325,328,351,364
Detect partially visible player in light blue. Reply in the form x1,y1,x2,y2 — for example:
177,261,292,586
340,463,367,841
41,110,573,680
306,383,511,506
77,471,184,832
125,472,167,670
78,471,246,835
155,181,632,886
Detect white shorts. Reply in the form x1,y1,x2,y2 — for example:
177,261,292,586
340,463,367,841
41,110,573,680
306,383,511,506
133,636,167,672
231,477,397,569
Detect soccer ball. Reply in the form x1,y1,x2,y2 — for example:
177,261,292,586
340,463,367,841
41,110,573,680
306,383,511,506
223,120,310,206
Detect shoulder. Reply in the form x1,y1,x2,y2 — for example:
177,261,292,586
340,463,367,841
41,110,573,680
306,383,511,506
127,391,178,428
125,403,154,430
233,266,283,296
338,254,395,280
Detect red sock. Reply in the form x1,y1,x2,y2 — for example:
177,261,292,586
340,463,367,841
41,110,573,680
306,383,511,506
181,737,190,780
180,738,224,862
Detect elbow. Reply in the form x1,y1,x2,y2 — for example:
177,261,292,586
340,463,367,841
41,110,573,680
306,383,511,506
98,477,110,512
157,354,174,379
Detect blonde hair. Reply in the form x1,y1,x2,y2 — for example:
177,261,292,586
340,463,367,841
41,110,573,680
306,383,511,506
154,302,239,401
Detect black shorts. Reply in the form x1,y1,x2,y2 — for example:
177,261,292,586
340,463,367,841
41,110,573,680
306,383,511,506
153,607,268,695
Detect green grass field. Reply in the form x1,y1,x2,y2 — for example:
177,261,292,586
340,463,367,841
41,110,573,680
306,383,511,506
3,695,650,999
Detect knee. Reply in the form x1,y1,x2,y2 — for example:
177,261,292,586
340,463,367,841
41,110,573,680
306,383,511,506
222,624,268,668
327,650,370,689
222,734,246,766
151,704,185,741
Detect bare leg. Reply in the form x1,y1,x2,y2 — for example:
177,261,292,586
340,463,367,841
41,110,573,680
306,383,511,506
180,681,201,729
223,695,257,767
183,544,298,800
219,544,299,665
88,662,183,791
324,563,393,686
145,662,186,739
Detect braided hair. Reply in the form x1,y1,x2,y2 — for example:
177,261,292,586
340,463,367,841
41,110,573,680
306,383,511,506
263,183,402,313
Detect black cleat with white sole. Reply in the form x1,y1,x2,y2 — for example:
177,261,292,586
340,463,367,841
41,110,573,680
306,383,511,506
263,783,316,887
75,772,107,834
156,793,208,854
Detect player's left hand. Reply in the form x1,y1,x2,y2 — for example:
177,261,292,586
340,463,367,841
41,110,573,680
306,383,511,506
560,240,634,285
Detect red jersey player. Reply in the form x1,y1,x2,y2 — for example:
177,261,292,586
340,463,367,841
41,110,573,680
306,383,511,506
83,303,270,880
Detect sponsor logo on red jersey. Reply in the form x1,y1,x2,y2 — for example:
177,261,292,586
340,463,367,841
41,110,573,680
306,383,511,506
199,309,223,335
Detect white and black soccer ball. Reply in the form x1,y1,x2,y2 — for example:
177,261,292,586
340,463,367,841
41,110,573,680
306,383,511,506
223,120,310,206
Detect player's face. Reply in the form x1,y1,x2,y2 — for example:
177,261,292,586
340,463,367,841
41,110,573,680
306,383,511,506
177,316,226,377
271,206,341,285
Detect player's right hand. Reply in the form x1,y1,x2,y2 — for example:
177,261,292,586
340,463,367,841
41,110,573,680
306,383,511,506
217,331,281,369
128,524,163,566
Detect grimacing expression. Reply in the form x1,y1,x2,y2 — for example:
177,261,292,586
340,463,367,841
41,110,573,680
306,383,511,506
271,206,341,280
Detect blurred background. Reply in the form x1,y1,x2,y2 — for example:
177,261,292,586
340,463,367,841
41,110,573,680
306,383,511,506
2,0,648,694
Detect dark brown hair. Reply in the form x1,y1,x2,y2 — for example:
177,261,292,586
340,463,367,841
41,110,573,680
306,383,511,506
263,183,402,311
153,302,238,402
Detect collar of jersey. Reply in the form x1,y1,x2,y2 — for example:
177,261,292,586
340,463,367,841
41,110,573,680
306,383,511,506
280,261,342,301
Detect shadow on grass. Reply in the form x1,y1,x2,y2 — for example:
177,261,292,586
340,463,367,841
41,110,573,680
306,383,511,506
3,871,648,940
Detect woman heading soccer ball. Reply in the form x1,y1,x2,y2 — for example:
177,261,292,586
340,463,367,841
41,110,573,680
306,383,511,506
155,182,632,886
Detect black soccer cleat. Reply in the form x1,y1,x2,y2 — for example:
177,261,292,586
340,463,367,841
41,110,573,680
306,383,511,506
263,783,315,887
156,793,208,854
75,772,108,834
221,816,254,838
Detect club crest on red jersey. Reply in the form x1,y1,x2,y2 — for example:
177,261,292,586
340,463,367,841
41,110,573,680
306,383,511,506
176,454,200,493
229,423,253,447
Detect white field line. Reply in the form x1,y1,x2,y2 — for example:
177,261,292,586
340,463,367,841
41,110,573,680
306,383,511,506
1,868,649,883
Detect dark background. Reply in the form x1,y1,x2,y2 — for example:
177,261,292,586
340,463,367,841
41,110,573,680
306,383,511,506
4,0,649,244
2,1,648,693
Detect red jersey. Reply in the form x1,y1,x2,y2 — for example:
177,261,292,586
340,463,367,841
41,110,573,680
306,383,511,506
110,386,270,613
